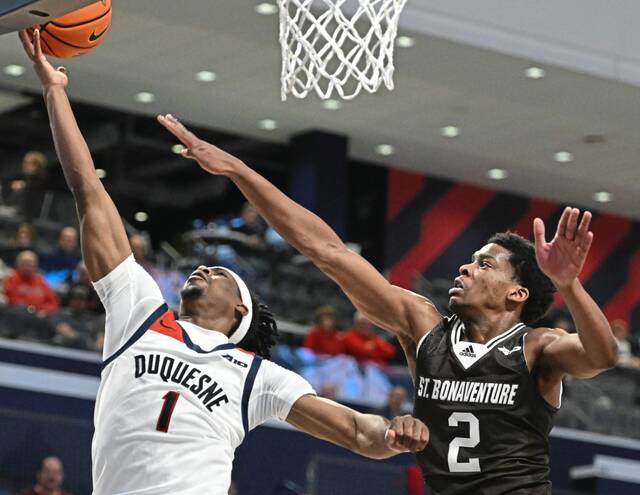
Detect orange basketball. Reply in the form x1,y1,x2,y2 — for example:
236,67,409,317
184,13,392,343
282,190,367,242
28,0,112,58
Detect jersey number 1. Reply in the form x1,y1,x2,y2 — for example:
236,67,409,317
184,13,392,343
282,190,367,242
448,412,480,473
156,391,180,432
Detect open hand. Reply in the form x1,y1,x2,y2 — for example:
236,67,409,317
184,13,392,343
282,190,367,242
385,415,429,453
157,114,242,176
533,207,594,289
19,29,68,89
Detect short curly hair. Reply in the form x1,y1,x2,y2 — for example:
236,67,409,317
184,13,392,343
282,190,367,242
487,232,556,325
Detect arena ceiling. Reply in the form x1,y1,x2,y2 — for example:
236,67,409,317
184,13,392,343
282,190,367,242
0,0,639,218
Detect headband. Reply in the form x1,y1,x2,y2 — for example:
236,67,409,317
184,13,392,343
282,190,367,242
212,266,253,344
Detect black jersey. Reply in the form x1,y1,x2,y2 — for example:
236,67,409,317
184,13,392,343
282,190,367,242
414,315,556,495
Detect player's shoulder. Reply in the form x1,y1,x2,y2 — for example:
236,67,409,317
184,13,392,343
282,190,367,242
526,326,569,346
254,358,307,388
523,326,570,363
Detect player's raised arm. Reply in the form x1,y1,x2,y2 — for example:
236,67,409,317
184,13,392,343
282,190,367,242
286,395,428,459
157,115,442,342
533,208,618,378
20,29,130,281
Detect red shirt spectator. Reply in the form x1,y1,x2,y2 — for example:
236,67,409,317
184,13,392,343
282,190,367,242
342,312,395,363
303,305,343,355
4,250,59,314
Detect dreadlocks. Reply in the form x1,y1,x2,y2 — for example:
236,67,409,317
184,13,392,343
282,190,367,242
236,293,279,359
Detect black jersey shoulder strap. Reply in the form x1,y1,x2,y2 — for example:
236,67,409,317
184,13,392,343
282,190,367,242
416,315,455,359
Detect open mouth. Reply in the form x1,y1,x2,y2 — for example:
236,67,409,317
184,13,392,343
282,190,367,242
188,272,207,283
449,278,464,295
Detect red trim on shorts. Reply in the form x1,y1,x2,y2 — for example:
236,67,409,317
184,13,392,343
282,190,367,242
149,310,184,343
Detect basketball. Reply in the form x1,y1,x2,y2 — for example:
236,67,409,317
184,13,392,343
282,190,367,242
27,0,111,59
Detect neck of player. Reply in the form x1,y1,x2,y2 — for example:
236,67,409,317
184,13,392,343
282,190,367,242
458,309,522,344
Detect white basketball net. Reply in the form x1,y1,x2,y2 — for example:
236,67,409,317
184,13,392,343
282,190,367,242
278,0,408,100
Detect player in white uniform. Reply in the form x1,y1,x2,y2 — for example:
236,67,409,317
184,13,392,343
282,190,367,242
20,29,429,495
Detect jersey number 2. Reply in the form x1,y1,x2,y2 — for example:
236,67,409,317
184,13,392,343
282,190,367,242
447,412,480,473
156,391,180,432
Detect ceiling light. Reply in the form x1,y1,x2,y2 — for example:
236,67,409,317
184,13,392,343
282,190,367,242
255,3,278,15
134,92,155,104
440,125,460,138
135,211,149,222
257,119,278,131
95,169,107,179
375,144,395,156
593,191,612,203
323,99,342,110
487,168,508,180
172,144,185,154
195,70,217,82
524,67,545,79
553,151,574,163
3,64,25,77
396,36,415,48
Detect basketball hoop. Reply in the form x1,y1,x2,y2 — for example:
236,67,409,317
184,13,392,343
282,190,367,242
278,0,408,101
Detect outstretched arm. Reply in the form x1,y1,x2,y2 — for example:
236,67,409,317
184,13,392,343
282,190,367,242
534,207,618,378
157,115,441,341
20,30,130,281
287,395,428,459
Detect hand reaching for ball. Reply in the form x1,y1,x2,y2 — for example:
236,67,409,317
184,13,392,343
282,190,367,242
19,29,68,90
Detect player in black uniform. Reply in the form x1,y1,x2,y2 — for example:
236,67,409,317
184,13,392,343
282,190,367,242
158,116,618,494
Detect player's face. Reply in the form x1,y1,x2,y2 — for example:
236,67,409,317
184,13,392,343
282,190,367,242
181,266,242,316
449,243,523,316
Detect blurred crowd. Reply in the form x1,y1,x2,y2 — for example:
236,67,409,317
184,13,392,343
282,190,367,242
1,150,639,457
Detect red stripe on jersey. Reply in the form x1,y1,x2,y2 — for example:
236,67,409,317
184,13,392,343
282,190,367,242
149,310,184,343
237,348,255,356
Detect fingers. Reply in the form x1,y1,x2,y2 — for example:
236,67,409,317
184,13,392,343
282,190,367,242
533,217,546,247
555,206,571,239
387,416,429,452
18,30,35,60
157,114,200,148
565,208,580,240
574,210,592,245
33,28,43,60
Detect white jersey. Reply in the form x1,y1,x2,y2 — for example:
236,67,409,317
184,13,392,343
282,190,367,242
91,256,315,495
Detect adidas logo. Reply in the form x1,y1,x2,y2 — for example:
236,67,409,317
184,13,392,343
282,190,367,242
459,345,476,358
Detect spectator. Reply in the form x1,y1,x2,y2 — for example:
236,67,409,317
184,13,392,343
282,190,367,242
1,223,37,265
51,286,98,349
41,226,81,273
59,261,103,314
5,151,49,221
611,319,640,369
342,311,395,364
377,386,409,419
4,250,58,315
303,305,343,356
230,202,267,247
17,456,72,495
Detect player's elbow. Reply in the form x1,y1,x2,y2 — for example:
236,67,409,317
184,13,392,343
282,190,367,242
588,342,619,371
70,178,104,202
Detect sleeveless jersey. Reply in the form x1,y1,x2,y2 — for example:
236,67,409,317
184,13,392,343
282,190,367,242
414,315,557,495
91,256,314,495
